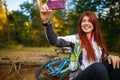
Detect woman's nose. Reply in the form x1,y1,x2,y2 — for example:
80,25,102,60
85,21,89,24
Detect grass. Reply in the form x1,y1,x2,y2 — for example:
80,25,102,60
0,44,119,56
0,44,56,53
22,47,55,53
110,52,120,56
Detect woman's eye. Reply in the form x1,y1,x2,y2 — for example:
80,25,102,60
88,20,91,22
82,19,86,22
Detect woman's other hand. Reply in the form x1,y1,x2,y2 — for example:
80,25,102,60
108,55,120,69
40,4,52,23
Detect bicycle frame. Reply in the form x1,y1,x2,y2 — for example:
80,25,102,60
35,47,72,80
46,57,70,76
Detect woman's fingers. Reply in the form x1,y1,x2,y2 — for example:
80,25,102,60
108,55,112,64
112,58,117,69
40,4,52,12
108,55,120,69
40,4,52,23
40,4,48,11
116,56,120,68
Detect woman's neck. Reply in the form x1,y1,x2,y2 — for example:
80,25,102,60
86,32,92,40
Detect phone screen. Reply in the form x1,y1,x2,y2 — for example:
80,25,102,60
47,0,66,10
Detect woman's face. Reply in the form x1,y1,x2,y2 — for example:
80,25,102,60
81,16,94,34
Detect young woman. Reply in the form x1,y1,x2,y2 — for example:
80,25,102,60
40,4,120,80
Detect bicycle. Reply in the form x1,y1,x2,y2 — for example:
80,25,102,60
35,47,72,80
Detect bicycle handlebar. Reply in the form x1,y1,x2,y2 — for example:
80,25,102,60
55,47,72,54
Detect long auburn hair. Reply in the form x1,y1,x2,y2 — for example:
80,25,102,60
78,11,109,61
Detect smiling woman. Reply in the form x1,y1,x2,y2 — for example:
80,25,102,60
40,3,120,80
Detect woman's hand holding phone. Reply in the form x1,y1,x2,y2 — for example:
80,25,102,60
47,0,66,10
40,4,52,24
40,0,66,23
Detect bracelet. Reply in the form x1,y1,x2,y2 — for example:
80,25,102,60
42,21,52,26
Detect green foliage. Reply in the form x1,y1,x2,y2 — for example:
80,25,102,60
65,0,120,52
53,10,70,35
1,1,49,47
0,0,119,52
99,0,120,52
0,43,17,49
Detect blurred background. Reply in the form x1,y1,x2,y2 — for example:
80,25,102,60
0,0,120,52
0,0,120,80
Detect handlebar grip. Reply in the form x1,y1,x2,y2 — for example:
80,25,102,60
55,47,72,54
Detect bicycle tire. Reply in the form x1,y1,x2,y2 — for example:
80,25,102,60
35,60,52,80
35,57,61,80
59,69,70,80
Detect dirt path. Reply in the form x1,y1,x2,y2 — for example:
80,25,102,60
0,51,69,80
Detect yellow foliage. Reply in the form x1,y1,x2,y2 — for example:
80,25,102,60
0,7,7,21
53,16,70,35
0,25,3,30
53,16,64,34
24,21,30,27
0,7,7,30
24,21,31,33
53,17,63,28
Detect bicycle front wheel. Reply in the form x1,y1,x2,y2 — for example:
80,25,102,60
35,60,52,80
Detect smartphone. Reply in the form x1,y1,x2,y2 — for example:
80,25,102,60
47,0,66,10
